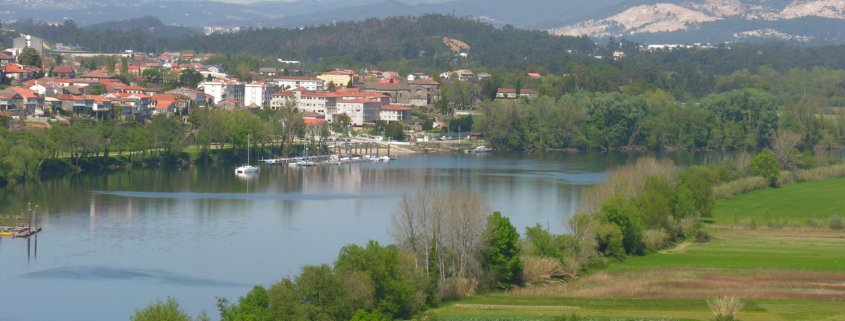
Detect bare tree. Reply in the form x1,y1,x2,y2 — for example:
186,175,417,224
445,188,489,278
770,130,802,170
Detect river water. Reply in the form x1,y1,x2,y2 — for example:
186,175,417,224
0,151,738,320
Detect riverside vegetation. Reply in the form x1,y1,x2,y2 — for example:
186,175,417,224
128,141,845,320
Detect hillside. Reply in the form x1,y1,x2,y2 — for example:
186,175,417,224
550,0,845,44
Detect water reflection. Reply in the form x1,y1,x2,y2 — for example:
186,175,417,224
2,150,826,321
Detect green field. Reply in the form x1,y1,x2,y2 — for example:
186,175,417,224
438,179,845,321
712,178,845,224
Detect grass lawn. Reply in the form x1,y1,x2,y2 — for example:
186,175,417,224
711,178,845,224
437,179,845,320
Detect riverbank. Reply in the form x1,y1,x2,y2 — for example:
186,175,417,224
437,177,845,320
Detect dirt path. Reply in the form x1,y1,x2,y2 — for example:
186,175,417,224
659,241,690,254
452,304,581,310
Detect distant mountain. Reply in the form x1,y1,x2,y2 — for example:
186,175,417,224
0,0,622,29
85,16,200,37
549,0,845,44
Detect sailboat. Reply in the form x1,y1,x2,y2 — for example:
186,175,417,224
235,134,259,174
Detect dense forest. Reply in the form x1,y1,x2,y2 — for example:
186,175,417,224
2,15,596,65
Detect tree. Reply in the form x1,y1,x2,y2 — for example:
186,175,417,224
514,79,522,98
142,69,163,83
107,56,115,75
180,69,204,88
347,78,354,88
131,297,206,321
481,211,521,286
267,279,307,321
384,122,405,140
17,47,41,66
217,286,272,321
480,79,498,102
750,150,780,187
770,130,802,170
295,264,353,321
327,81,337,92
121,56,129,74
336,113,352,130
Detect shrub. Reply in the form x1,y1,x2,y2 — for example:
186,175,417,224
707,296,745,321
641,228,666,252
678,216,699,238
788,221,803,230
829,215,845,230
740,218,757,230
520,256,564,283
808,219,825,229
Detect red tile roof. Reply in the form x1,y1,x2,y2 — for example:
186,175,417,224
380,105,412,111
7,87,38,99
339,99,382,103
303,118,327,125
4,63,29,73
52,66,76,73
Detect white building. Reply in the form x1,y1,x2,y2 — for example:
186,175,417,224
244,81,275,109
273,76,324,91
379,105,412,122
203,78,244,106
336,99,382,125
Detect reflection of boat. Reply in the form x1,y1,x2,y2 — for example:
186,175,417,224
465,145,492,153
235,134,259,174
379,156,391,162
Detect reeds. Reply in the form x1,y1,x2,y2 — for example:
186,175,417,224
706,296,745,321
437,277,478,301
714,177,768,200
521,257,565,284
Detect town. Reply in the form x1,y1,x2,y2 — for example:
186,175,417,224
0,34,543,135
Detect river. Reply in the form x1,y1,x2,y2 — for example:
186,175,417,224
0,151,739,320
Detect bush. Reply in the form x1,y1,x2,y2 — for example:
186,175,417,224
829,215,845,230
641,228,666,252
707,296,745,321
808,218,825,229
520,256,564,283
788,221,803,230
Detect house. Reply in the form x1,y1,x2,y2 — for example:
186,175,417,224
337,92,390,106
301,111,326,120
526,73,543,79
4,63,37,81
258,67,278,76
0,52,14,65
2,87,43,114
218,99,241,110
166,88,207,106
51,66,76,79
273,76,324,91
361,80,440,106
26,79,63,96
203,78,244,105
379,105,412,122
335,99,382,125
0,92,24,113
244,81,275,109
318,70,356,88
55,94,87,115
84,95,113,119
79,70,113,80
477,73,491,81
154,98,176,114
432,121,446,129
103,93,151,117
496,88,539,99
441,69,474,82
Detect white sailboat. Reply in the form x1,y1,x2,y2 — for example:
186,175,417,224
235,134,259,174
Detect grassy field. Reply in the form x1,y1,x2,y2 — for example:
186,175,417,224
437,179,845,321
711,178,845,224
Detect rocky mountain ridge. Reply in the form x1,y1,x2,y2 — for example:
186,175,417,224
551,0,845,41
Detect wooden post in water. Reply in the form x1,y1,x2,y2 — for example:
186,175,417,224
388,143,391,157
34,206,38,232
27,203,32,230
